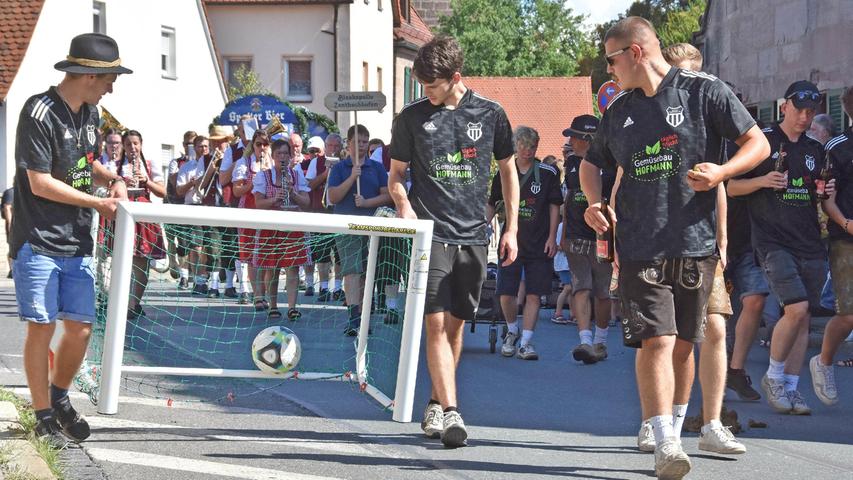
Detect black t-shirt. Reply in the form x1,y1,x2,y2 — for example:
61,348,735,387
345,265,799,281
11,87,100,258
824,128,853,242
390,89,515,244
489,160,563,260
723,140,753,258
1,188,13,208
586,67,755,261
563,154,615,240
737,124,825,258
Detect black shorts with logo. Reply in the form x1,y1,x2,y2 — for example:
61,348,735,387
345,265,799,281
619,256,716,348
425,242,488,320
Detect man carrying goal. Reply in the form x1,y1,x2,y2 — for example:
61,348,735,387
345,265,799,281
389,35,519,448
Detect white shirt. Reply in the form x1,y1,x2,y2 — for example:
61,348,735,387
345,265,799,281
251,166,310,197
554,223,569,272
219,140,244,173
99,153,119,175
176,158,206,204
232,155,261,183
119,155,164,184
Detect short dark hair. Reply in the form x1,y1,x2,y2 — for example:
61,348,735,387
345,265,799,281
183,130,197,143
103,128,123,139
122,129,143,143
604,16,657,45
347,124,370,141
193,135,208,147
271,138,291,153
413,35,464,83
368,138,385,148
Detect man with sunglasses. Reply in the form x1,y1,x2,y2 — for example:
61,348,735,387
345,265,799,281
581,17,769,479
729,80,835,415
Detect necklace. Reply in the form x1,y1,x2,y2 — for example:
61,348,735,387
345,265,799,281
56,87,84,149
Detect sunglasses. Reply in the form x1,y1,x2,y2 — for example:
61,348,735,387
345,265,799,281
787,91,820,102
605,46,631,66
308,148,320,154
255,142,270,147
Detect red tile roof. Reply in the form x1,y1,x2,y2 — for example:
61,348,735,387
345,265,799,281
0,0,45,102
393,1,433,47
464,77,593,159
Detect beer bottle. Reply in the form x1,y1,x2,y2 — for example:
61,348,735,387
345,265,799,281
773,142,787,192
596,197,614,263
815,153,833,200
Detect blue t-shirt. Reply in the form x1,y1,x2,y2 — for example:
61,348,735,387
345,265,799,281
328,156,389,216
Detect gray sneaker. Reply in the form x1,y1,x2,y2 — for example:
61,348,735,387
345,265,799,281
420,403,443,439
593,343,608,361
761,374,793,413
810,355,839,406
786,390,812,415
440,411,468,448
698,424,746,454
501,332,519,357
517,343,539,360
637,420,655,453
654,436,691,480
572,343,598,364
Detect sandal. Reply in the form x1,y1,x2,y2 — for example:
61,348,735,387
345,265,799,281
550,315,569,325
267,308,282,321
287,308,301,321
836,358,853,367
254,298,267,311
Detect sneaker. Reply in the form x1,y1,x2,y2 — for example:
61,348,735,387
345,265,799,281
178,278,189,290
332,290,346,302
344,320,359,337
53,397,91,442
224,287,239,298
654,436,691,480
637,421,655,452
501,332,519,357
207,288,221,298
421,403,443,439
698,424,746,454
761,374,793,413
593,343,608,361
238,292,250,305
551,315,570,325
305,286,315,297
317,288,332,302
572,343,599,364
517,343,539,360
809,355,838,406
33,416,69,450
441,411,468,448
786,390,812,415
192,283,209,296
726,368,761,401
383,308,401,325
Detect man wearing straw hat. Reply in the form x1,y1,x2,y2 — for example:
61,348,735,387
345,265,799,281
11,33,132,448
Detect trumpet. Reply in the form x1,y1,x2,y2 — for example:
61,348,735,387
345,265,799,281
191,149,223,205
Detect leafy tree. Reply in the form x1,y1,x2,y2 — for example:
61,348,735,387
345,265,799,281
437,0,594,77
226,65,271,101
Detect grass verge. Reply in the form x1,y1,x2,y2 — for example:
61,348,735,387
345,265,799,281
0,387,65,479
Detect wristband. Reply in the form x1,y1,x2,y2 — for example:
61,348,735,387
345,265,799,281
109,177,125,187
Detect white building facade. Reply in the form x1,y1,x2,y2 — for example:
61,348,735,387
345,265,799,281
0,0,227,189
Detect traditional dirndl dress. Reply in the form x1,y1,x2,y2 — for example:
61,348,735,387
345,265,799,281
236,157,259,262
118,159,165,259
253,168,308,269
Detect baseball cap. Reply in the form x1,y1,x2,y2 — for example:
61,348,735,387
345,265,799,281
784,80,821,110
562,114,599,140
306,136,324,151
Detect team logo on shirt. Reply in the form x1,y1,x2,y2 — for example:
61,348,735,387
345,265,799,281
430,151,479,186
466,122,483,142
665,106,685,128
530,182,541,194
805,155,815,171
86,125,96,146
777,176,812,207
65,155,93,193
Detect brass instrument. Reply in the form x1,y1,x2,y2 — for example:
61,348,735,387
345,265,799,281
191,149,223,205
100,106,126,135
265,116,287,137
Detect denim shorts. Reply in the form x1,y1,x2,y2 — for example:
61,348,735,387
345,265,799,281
727,251,770,299
13,243,96,324
557,270,572,286
759,249,826,307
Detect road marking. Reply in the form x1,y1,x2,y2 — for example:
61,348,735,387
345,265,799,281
86,448,342,479
86,416,381,457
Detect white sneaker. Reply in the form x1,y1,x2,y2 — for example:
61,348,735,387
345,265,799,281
786,390,812,415
654,436,691,480
810,355,839,406
761,374,793,413
698,424,746,454
440,411,468,448
420,403,443,439
516,342,539,360
637,420,655,453
501,332,519,357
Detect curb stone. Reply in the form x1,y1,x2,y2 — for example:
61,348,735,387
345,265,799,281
0,401,56,479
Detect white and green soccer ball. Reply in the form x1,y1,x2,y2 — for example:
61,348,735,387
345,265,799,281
251,326,301,374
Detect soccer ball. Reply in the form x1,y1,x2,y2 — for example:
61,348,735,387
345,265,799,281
251,326,301,374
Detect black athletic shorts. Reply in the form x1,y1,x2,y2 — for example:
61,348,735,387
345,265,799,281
425,242,488,320
619,256,716,348
496,257,554,296
311,233,340,265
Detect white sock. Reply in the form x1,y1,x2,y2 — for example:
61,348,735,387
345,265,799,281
650,415,674,445
334,279,342,291
784,374,799,392
225,270,235,288
507,323,519,335
520,329,534,347
672,404,688,439
320,281,329,290
238,263,249,293
180,268,189,280
701,418,723,434
767,357,785,380
579,329,593,346
210,276,220,290
593,326,609,345
386,297,397,310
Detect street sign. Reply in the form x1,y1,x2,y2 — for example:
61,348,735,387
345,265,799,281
597,81,622,114
324,91,387,112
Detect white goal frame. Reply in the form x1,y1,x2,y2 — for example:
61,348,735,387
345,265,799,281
97,201,433,423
